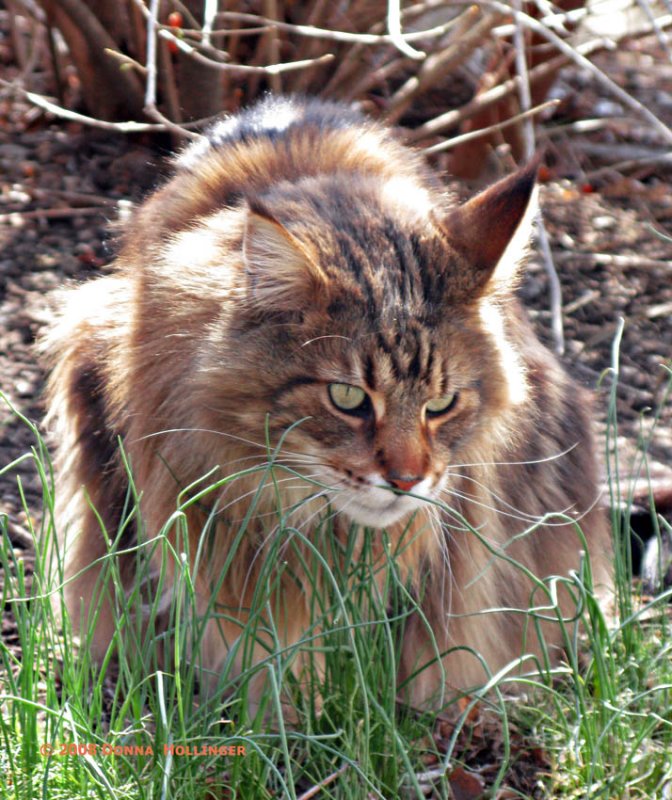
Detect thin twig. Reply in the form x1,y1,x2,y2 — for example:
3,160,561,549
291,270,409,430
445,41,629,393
537,211,565,356
340,55,408,103
153,25,335,75
553,252,672,271
296,764,350,800
405,38,607,143
384,7,499,124
202,0,218,48
387,0,425,59
144,0,159,110
263,0,283,93
423,99,559,153
512,0,535,160
484,0,672,145
0,207,112,224
216,10,469,45
105,48,148,76
585,154,672,180
0,81,167,132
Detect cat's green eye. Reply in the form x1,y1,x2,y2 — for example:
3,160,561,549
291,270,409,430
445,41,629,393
328,383,369,413
425,392,458,417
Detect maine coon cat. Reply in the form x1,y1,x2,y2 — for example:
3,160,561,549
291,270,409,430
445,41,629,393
43,95,612,710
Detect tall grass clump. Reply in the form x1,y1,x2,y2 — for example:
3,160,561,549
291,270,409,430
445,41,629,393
512,338,672,797
1,352,672,797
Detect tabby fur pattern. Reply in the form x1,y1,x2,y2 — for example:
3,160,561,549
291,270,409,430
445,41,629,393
43,96,612,709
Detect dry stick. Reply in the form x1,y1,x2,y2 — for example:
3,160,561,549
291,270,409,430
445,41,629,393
106,48,148,76
585,154,672,180
216,9,470,45
6,0,40,74
286,0,332,92
127,0,147,66
263,0,283,94
384,7,498,125
44,0,145,115
0,82,170,132
180,23,270,38
0,207,111,224
202,0,217,48
156,32,335,75
319,0,402,99
423,98,559,153
158,37,182,124
296,765,350,800
341,54,409,102
317,0,427,96
510,0,565,354
404,38,606,144
553,252,672,271
292,0,331,61
131,0,336,76
142,0,187,137
636,0,672,54
4,0,46,24
537,214,565,355
142,3,200,137
408,10,672,146
387,0,425,59
512,0,534,160
483,0,672,145
45,22,65,106
219,0,243,102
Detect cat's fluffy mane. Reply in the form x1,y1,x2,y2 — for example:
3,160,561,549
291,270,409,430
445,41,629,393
42,96,612,710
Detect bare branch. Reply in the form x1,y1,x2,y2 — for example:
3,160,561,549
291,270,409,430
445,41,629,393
405,38,607,144
384,7,497,124
483,0,672,145
423,99,559,153
387,0,425,59
0,79,202,137
210,9,470,45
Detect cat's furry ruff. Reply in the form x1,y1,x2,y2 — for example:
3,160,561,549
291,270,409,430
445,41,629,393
43,96,612,710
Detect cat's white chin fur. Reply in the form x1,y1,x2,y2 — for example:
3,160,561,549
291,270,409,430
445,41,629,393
331,481,432,528
340,498,419,528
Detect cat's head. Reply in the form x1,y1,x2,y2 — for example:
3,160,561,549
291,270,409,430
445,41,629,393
211,162,538,528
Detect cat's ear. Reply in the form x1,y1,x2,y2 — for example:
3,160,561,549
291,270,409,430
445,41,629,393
243,200,325,310
440,158,539,297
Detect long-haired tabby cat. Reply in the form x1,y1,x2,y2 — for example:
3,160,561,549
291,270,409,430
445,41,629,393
43,95,612,710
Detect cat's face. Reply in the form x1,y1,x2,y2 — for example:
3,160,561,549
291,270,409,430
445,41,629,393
258,290,521,528
198,167,536,529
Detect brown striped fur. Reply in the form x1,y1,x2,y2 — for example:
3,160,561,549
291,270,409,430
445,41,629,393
42,96,612,710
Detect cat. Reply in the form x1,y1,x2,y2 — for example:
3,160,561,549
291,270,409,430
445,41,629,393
42,95,612,711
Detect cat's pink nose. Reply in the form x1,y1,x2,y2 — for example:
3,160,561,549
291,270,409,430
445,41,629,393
388,477,422,493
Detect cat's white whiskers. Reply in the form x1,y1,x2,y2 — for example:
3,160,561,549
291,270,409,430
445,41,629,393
301,334,353,347
445,441,581,472
138,424,322,465
204,472,325,525
440,472,580,526
440,486,549,527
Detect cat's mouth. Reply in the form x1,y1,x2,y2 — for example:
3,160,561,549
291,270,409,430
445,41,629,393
323,472,433,528
339,494,419,528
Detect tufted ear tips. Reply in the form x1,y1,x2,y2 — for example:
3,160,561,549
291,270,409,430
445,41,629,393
243,200,326,310
440,157,540,297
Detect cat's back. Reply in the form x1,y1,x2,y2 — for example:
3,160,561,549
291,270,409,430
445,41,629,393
131,96,439,241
